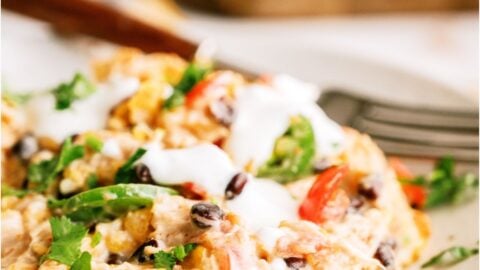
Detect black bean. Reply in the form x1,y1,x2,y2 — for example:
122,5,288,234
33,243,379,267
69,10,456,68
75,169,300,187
12,134,38,160
358,174,382,200
209,98,235,126
374,241,395,269
135,163,154,184
107,253,125,265
349,196,365,210
191,202,225,229
88,224,96,234
131,239,159,263
225,172,248,200
284,257,306,269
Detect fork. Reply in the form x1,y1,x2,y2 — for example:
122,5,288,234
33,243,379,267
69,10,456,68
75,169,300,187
319,91,479,162
4,0,479,162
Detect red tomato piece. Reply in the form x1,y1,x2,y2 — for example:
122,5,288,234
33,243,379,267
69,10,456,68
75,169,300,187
402,184,427,209
180,182,208,200
298,165,349,223
185,79,214,108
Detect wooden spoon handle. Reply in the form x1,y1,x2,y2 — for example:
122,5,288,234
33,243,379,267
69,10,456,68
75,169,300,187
2,0,198,59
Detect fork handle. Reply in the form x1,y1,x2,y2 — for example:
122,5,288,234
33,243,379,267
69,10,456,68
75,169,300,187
2,0,199,59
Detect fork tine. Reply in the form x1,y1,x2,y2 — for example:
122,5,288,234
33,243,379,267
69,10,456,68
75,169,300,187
362,103,478,131
352,117,479,148
319,90,479,161
372,138,479,162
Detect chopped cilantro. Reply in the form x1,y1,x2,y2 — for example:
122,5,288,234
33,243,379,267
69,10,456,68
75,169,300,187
172,243,197,261
163,63,210,110
1,184,29,198
44,216,88,266
422,245,478,268
153,243,197,269
71,251,92,270
27,137,84,191
153,252,177,270
86,174,99,189
115,148,147,184
401,156,478,209
90,232,102,248
85,135,103,152
53,73,95,110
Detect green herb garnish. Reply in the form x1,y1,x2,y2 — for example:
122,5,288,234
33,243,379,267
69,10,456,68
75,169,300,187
43,216,88,266
1,184,29,198
163,63,210,110
402,156,478,209
257,115,315,183
27,137,84,191
71,251,92,270
153,243,197,270
85,135,103,152
422,245,478,268
90,232,102,248
115,148,147,184
86,174,99,189
48,184,177,224
53,73,95,110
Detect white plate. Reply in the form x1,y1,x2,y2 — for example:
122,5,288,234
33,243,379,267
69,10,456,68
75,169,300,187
3,11,478,270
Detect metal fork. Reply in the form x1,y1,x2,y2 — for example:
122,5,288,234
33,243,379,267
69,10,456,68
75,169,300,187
319,91,479,162
5,0,479,162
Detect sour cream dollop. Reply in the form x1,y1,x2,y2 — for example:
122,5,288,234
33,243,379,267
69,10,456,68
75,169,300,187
226,178,299,231
27,76,139,142
138,143,238,196
225,75,345,170
138,143,299,231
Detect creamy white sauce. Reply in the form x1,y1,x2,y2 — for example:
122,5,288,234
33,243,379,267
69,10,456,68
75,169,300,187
270,258,288,270
256,227,286,253
27,76,139,142
138,143,237,195
101,139,122,159
226,178,298,231
138,142,299,231
225,74,345,170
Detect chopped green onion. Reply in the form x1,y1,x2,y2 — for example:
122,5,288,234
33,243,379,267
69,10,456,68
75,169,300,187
422,245,478,268
53,73,95,110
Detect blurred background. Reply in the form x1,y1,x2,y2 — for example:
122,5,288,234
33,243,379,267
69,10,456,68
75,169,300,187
2,0,478,106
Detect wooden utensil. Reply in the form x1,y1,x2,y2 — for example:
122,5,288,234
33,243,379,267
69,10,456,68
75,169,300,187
2,0,198,59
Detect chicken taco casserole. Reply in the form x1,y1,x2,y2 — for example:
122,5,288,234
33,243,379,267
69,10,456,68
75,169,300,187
2,48,429,270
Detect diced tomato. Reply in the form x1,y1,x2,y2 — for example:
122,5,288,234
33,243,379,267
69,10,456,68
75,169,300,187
185,79,214,107
180,182,208,200
402,184,427,209
299,165,349,223
388,157,427,208
388,157,414,180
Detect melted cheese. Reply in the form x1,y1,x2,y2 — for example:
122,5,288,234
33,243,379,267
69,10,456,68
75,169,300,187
225,75,345,170
27,76,139,142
